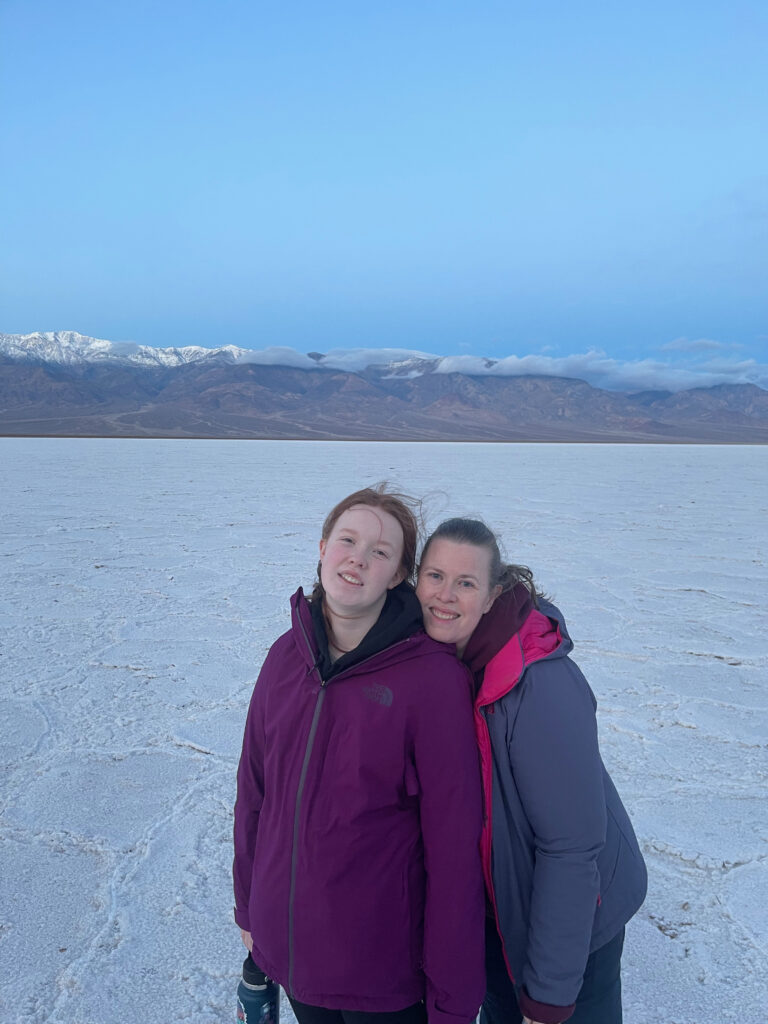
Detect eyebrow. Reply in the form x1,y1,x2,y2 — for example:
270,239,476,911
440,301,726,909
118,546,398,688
339,528,395,550
422,562,479,582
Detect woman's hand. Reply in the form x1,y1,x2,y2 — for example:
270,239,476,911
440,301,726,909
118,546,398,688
240,928,253,953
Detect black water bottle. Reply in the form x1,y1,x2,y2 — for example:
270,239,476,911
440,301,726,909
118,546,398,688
237,953,279,1024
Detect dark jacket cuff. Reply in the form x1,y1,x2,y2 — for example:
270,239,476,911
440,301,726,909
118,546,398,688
518,987,575,1024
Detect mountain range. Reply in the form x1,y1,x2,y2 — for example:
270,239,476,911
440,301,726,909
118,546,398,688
2,331,767,442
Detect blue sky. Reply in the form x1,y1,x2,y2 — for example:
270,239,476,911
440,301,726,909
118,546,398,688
2,0,766,388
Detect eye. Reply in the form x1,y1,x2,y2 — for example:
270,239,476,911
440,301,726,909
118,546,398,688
425,571,442,581
459,579,477,589
373,548,390,559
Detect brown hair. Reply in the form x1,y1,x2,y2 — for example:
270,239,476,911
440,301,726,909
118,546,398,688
420,517,541,602
313,483,421,601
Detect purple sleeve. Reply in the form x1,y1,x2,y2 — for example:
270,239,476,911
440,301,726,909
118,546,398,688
232,662,268,931
413,659,486,1024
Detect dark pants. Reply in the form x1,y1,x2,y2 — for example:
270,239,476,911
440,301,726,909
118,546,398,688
289,997,427,1024
481,917,625,1024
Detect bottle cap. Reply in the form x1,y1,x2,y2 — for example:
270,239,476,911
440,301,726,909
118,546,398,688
243,953,269,986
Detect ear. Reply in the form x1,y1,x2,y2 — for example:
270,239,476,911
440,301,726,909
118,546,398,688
319,538,327,559
387,566,406,590
483,584,502,614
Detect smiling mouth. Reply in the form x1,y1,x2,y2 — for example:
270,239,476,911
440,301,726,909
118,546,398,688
430,607,459,621
339,573,363,586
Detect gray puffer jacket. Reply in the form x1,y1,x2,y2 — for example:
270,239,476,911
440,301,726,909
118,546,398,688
472,596,647,1022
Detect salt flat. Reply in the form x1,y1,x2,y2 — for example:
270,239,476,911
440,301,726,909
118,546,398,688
1,438,766,1024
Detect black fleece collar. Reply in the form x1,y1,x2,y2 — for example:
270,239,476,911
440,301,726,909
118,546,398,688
310,581,424,681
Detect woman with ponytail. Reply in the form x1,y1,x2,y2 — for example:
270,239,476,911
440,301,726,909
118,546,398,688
417,519,647,1024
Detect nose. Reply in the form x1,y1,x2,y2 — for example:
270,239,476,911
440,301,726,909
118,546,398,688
436,579,456,602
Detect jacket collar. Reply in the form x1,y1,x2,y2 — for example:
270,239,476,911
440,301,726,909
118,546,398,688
463,583,534,676
290,585,426,680
476,605,563,707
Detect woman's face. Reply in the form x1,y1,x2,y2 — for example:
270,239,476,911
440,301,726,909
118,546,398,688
319,504,405,617
416,538,500,656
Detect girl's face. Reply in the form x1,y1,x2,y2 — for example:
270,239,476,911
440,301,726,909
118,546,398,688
319,505,405,617
416,538,500,656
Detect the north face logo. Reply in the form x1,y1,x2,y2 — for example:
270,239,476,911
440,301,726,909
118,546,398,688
362,683,393,707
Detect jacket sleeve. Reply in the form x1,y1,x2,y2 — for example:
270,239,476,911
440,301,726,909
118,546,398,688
232,657,269,931
413,657,486,1024
510,659,607,1018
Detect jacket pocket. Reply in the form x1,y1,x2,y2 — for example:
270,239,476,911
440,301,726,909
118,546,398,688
597,807,623,897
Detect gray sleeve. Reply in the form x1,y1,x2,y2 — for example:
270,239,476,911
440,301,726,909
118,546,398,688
510,660,607,1007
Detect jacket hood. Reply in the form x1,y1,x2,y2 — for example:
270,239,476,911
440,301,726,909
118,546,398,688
536,597,573,654
476,596,571,707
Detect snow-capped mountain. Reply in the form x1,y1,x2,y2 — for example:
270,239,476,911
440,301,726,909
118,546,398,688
0,331,244,369
0,331,450,377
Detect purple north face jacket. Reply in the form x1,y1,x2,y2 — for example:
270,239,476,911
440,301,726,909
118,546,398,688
233,588,485,1024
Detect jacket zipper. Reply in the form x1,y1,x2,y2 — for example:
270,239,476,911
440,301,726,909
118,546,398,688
475,633,527,986
287,684,325,995
286,615,412,992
